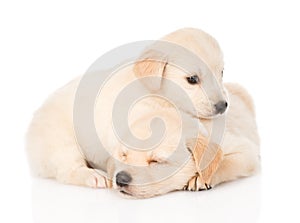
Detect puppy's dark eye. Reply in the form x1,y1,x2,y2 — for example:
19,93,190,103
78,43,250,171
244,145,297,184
148,159,167,166
120,153,127,161
186,75,200,84
221,69,224,77
148,160,158,165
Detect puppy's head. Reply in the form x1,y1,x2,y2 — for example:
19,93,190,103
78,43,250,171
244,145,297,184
107,153,197,198
106,108,209,198
133,28,228,118
107,139,198,199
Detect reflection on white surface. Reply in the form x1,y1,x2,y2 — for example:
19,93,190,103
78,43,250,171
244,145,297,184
32,175,261,223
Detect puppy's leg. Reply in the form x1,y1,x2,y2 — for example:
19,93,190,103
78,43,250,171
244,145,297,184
184,147,223,191
57,166,111,188
184,137,223,191
27,125,112,189
210,141,260,187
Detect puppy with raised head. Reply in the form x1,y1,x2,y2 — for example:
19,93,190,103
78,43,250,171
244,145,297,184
26,28,260,198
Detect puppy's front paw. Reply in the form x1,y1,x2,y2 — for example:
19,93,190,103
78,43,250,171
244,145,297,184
85,171,109,188
183,174,212,191
57,167,112,189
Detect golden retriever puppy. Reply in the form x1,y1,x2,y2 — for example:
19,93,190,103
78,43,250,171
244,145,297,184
128,29,260,194
26,28,260,198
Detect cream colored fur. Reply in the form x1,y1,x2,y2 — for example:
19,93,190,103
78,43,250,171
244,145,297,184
26,28,260,198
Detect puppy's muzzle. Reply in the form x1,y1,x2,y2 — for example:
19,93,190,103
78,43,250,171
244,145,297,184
116,171,132,187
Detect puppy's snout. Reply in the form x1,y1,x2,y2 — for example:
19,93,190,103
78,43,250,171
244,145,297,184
116,171,132,187
215,101,228,114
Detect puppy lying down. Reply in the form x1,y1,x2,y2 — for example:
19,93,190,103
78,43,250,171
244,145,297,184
26,28,260,198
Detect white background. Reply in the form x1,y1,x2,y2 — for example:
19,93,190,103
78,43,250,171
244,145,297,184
1,0,300,222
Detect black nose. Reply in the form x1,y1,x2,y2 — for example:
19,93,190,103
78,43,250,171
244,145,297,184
215,101,228,114
116,171,132,187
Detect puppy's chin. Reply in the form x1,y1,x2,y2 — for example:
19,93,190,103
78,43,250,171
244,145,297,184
114,183,148,199
200,113,222,119
196,112,218,120
117,188,146,199
197,110,228,119
117,185,168,199
118,189,136,198
114,184,136,198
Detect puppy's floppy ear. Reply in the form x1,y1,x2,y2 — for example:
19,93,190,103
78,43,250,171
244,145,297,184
133,50,168,92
